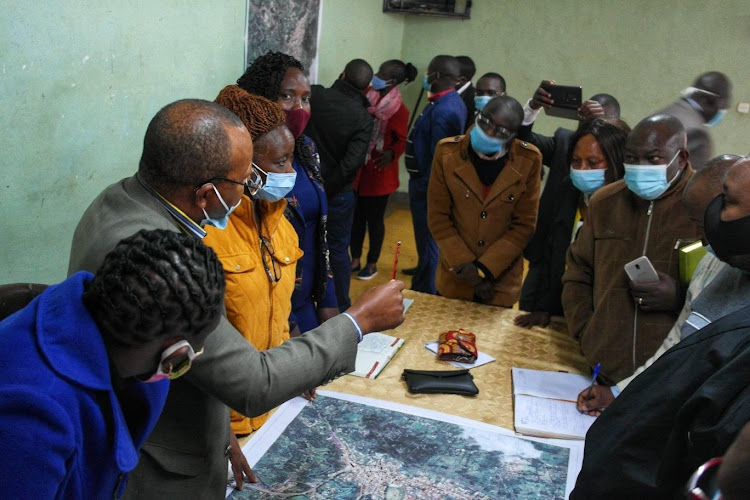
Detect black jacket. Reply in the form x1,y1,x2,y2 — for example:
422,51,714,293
571,303,750,499
517,124,579,315
305,80,373,197
459,83,475,133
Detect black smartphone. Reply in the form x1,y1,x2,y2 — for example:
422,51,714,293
542,84,582,120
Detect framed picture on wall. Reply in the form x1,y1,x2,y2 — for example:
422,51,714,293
244,0,324,82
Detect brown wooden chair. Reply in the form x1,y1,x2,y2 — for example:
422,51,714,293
0,283,48,321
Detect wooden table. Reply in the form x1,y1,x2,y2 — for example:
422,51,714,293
325,290,589,431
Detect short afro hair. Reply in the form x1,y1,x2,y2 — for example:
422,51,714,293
138,99,245,192
83,229,225,347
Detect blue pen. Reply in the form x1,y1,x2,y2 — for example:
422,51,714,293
585,363,601,400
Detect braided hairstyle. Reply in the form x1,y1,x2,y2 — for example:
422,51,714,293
237,51,304,101
236,51,315,168
215,85,286,141
82,229,225,346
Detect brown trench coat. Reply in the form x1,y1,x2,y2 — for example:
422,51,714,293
427,133,542,306
561,167,701,383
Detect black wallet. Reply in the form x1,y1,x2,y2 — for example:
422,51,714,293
401,369,479,396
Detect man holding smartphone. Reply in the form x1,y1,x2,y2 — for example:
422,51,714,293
562,114,701,384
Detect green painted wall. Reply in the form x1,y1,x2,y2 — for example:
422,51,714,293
2,0,748,284
1,1,246,283
399,0,749,154
316,0,405,85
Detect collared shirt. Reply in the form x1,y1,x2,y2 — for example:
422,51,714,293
136,174,206,239
428,88,455,102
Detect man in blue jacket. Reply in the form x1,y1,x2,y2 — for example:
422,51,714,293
0,229,226,499
404,55,467,294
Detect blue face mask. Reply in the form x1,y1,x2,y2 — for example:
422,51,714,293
623,152,680,200
422,73,434,92
201,184,241,229
470,124,506,155
371,75,388,91
570,168,606,195
474,95,492,112
706,109,727,127
252,163,297,202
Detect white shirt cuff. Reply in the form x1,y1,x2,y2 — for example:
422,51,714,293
341,312,363,343
522,99,541,126
610,385,620,398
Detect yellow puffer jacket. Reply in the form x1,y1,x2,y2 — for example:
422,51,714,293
203,195,303,435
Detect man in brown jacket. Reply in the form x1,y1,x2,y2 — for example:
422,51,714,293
562,114,701,384
428,96,542,307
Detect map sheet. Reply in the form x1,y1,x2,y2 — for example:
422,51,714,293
226,391,583,499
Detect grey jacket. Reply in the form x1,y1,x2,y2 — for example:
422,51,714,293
68,175,358,499
657,98,712,170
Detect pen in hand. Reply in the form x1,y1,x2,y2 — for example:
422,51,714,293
390,241,402,280
584,363,601,401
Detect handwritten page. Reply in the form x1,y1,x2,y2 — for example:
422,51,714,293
351,333,405,378
512,367,591,402
514,394,596,440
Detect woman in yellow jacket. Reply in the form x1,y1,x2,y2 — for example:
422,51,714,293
204,86,305,435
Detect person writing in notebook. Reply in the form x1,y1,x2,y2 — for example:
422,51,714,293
570,156,750,499
576,154,740,415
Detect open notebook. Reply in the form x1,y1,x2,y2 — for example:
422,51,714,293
349,298,414,379
512,367,597,440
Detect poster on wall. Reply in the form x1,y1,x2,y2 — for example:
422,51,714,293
244,0,323,82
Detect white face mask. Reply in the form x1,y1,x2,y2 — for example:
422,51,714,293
200,184,241,229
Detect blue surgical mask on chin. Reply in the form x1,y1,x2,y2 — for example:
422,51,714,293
623,152,680,200
252,164,297,203
371,75,388,91
569,168,606,195
474,95,492,112
470,124,506,155
706,109,727,127
422,73,433,92
201,184,241,229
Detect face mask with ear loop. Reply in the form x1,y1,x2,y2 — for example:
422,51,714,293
681,87,728,127
200,184,242,230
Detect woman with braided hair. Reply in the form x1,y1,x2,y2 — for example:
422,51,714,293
0,229,225,499
238,51,339,334
206,86,310,436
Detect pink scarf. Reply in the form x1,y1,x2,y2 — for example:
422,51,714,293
366,87,403,161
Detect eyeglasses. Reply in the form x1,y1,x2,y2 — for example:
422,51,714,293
260,236,281,283
476,114,514,140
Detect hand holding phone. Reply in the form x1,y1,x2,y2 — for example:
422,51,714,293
541,83,582,120
624,256,659,283
626,257,682,312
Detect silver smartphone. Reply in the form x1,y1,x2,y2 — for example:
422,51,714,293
624,256,659,282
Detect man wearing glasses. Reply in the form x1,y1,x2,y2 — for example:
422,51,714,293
68,99,406,499
427,95,542,307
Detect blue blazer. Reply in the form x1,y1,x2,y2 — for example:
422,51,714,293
405,90,467,179
0,272,169,499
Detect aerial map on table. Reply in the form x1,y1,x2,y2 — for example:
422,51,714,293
226,391,582,499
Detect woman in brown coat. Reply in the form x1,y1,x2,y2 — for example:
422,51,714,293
427,96,542,306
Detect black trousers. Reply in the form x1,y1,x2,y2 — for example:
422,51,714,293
350,194,390,265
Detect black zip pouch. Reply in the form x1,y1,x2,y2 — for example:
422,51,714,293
401,369,479,396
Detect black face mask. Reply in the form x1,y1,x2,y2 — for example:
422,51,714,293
704,194,750,262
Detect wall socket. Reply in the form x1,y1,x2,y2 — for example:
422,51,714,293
737,102,750,114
